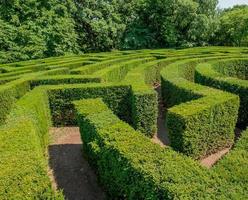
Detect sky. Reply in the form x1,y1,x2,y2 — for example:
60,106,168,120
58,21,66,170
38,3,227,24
218,0,248,9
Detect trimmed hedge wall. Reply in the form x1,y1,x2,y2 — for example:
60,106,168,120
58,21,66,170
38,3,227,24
74,98,248,199
31,75,102,87
0,79,30,124
213,128,248,199
45,81,158,137
212,58,248,80
161,58,240,159
195,59,248,128
0,87,63,199
130,89,158,136
93,57,156,82
121,54,231,137
0,67,75,125
46,83,132,126
73,99,217,199
70,54,155,75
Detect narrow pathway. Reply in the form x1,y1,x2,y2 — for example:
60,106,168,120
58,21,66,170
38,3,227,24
49,127,106,200
152,85,170,146
200,148,230,168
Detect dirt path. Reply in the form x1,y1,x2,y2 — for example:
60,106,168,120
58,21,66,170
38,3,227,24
152,86,170,146
49,127,106,200
200,148,230,168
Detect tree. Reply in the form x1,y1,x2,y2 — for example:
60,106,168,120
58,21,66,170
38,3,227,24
74,0,124,52
194,0,218,15
216,5,248,46
0,0,79,63
134,0,217,48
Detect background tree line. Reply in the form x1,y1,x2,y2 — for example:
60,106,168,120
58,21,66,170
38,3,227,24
0,0,247,63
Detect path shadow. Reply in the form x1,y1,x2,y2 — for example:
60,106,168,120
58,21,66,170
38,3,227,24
155,86,170,145
49,144,106,200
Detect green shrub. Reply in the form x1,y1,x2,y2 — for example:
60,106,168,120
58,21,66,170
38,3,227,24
93,57,156,82
195,59,248,128
45,82,157,136
46,83,132,126
213,128,248,199
0,69,32,78
161,58,239,159
130,89,158,136
73,99,218,199
31,75,101,87
0,88,63,199
74,98,248,199
0,79,30,124
213,59,248,80
0,76,19,84
71,54,154,75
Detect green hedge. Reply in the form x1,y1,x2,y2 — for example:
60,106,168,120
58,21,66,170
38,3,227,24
0,87,63,199
0,67,72,125
93,57,156,82
121,55,223,137
70,54,154,75
0,76,19,84
74,98,248,199
195,59,248,128
45,82,157,137
213,128,248,199
130,89,158,136
0,47,247,199
0,87,246,199
31,75,101,87
0,70,159,137
71,57,160,136
212,58,248,80
161,58,239,159
122,59,164,136
0,79,30,124
46,83,132,126
0,54,107,74
0,69,33,79
73,99,217,199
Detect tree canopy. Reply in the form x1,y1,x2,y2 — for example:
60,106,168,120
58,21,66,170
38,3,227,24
216,5,248,46
0,0,247,63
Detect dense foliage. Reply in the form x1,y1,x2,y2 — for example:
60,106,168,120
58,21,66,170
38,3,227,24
161,58,239,158
215,5,248,46
0,0,79,63
0,1,247,63
0,47,247,199
196,59,248,128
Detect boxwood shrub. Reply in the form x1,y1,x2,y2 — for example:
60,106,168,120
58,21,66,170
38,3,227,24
195,59,248,128
213,128,248,199
74,98,248,199
0,87,63,199
161,58,239,159
46,83,132,126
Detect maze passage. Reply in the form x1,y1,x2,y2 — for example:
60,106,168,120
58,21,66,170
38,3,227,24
0,47,248,199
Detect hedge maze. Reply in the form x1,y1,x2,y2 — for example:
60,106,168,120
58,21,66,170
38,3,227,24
0,47,247,199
